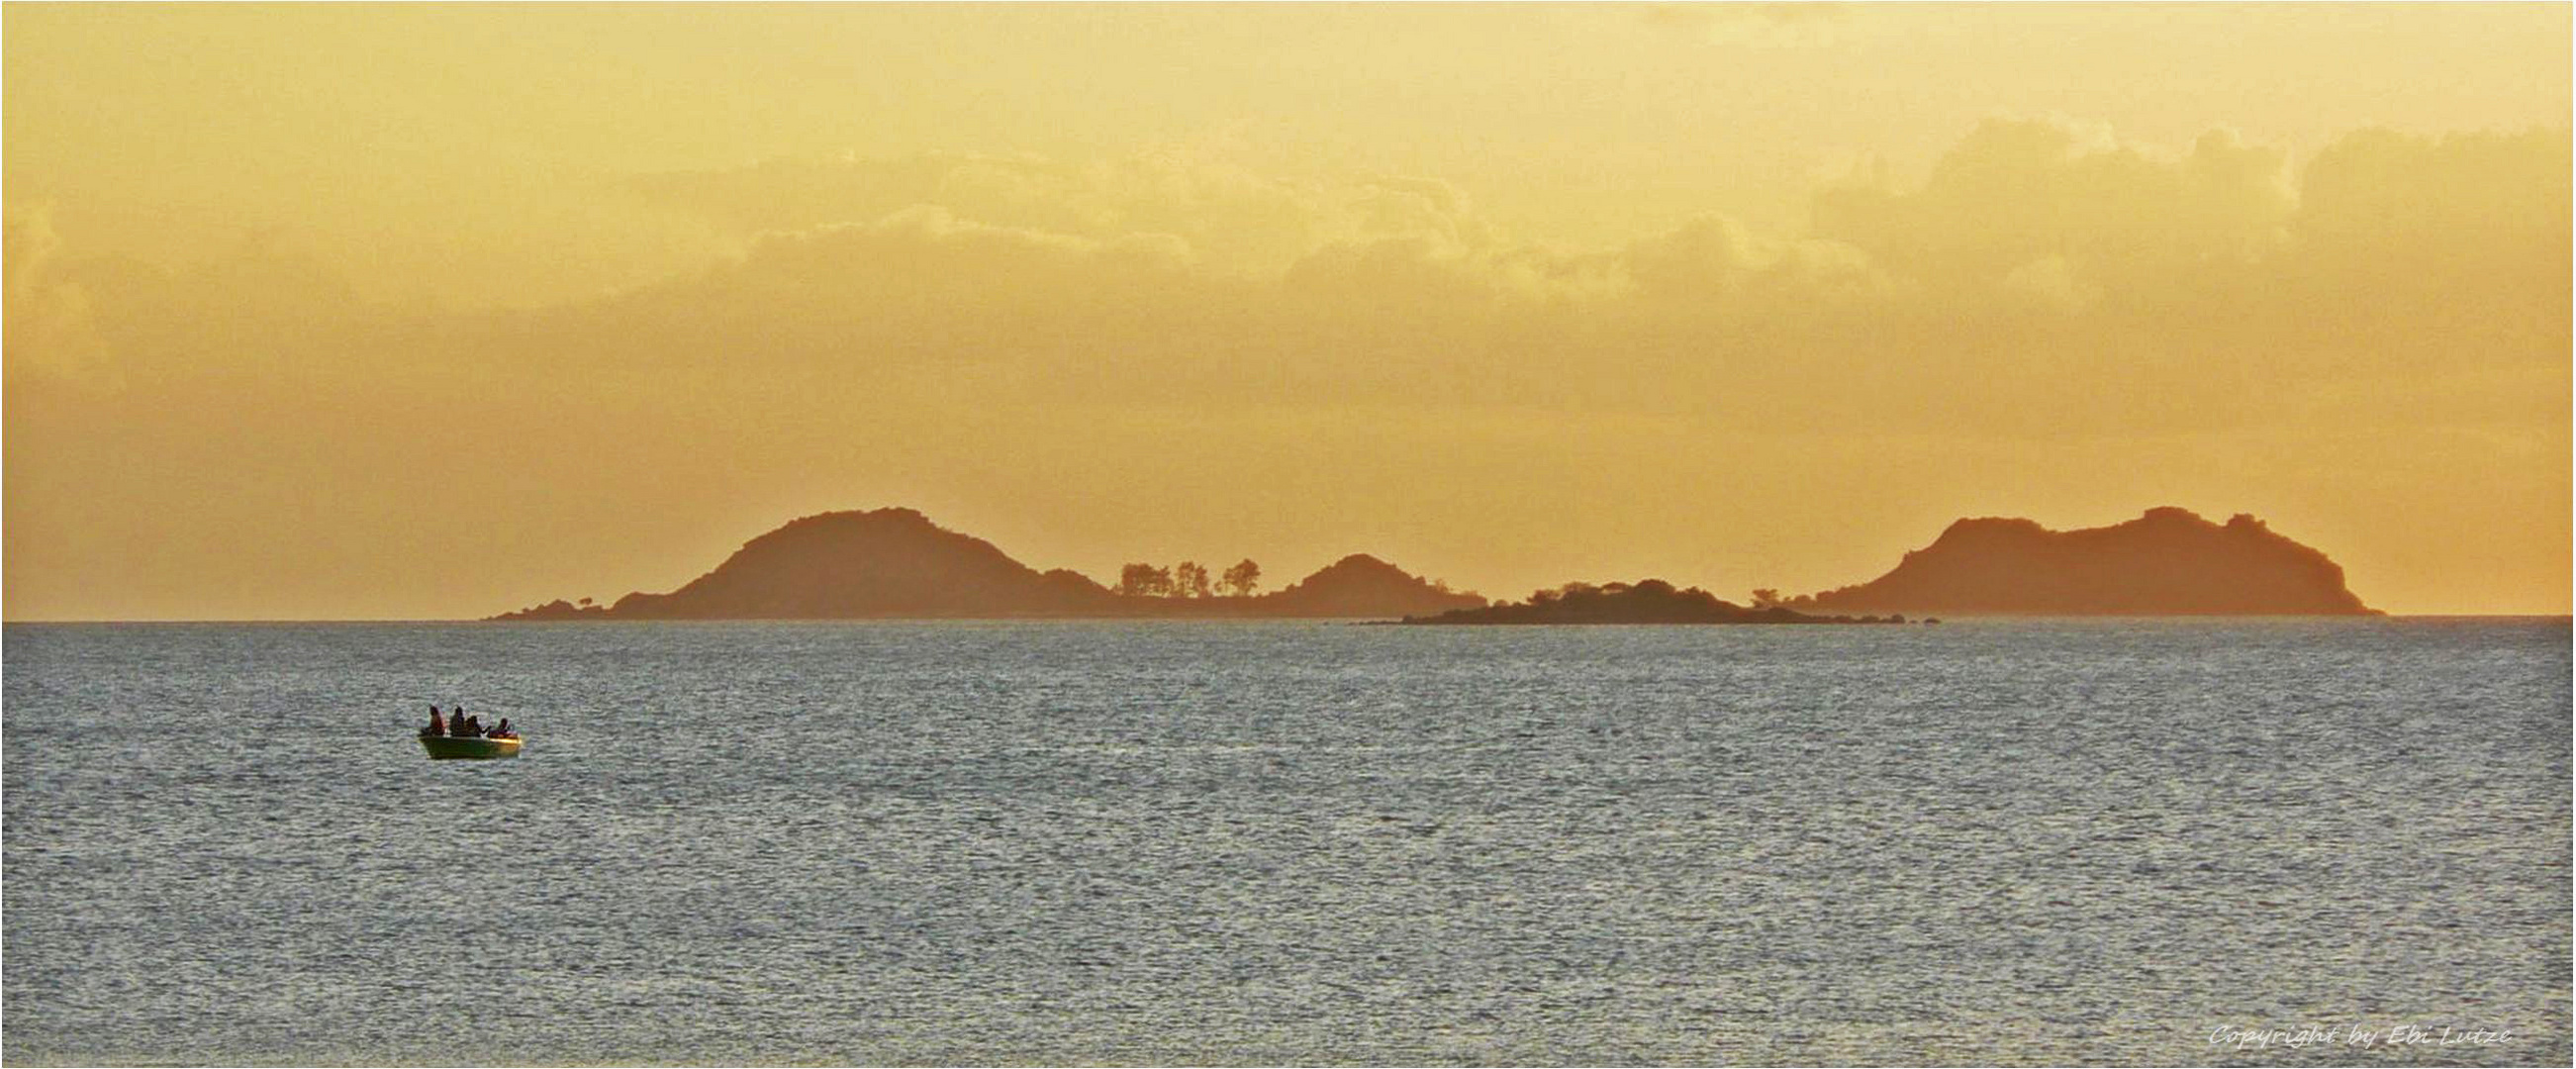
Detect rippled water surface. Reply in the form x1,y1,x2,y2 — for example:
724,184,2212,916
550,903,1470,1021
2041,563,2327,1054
5,620,2568,1065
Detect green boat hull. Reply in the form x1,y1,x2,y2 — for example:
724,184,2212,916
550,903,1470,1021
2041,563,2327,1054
420,734,523,760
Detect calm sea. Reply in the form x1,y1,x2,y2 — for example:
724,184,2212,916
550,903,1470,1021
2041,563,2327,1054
3,620,2566,1066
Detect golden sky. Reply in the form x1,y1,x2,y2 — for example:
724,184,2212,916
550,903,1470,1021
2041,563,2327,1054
5,3,2569,620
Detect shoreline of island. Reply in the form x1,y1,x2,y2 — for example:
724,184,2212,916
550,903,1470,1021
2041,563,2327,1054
479,504,2382,625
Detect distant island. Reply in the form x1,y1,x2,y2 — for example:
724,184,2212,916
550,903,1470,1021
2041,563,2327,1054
494,504,2378,623
492,508,1487,621
1400,580,1913,626
1767,507,2377,617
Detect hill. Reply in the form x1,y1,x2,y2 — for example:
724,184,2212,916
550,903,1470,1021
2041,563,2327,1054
1782,507,2376,616
1250,554,1487,618
490,508,1483,621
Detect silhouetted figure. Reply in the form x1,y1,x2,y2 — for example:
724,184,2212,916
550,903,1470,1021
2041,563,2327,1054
461,715,482,737
425,706,445,737
491,718,511,739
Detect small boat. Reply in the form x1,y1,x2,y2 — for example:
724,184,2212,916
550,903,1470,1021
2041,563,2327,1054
420,733,523,760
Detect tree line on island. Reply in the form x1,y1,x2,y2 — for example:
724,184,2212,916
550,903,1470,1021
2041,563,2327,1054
1112,558,1462,601
491,504,2377,623
1116,559,1262,599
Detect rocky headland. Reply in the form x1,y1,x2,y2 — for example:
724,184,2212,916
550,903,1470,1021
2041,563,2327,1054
1778,507,2376,616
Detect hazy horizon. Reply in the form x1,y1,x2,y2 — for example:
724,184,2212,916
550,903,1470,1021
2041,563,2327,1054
7,4,2568,620
3,502,2558,624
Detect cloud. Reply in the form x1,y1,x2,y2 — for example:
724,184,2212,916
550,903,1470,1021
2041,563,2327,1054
2299,128,2570,251
2288,127,2570,334
1997,254,2101,314
5,209,368,392
1622,215,1890,313
1812,117,2297,304
4,205,114,385
437,120,2550,443
634,120,2526,346
1640,2,1854,47
28,117,2518,437
25,119,2566,437
629,149,1331,275
731,205,1193,291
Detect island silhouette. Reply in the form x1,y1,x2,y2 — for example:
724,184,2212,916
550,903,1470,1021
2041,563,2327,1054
492,504,2375,622
1397,580,1909,626
1770,507,2377,616
491,508,1486,621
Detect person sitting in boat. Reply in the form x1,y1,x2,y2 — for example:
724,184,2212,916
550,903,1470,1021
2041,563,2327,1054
459,714,482,737
489,718,512,739
423,706,445,738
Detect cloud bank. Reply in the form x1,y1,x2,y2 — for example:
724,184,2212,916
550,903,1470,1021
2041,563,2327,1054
6,118,2567,618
